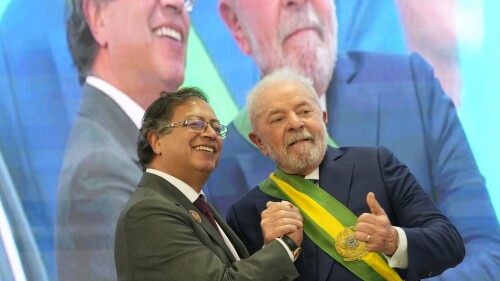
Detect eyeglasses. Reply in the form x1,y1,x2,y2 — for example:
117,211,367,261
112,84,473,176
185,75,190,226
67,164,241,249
184,0,196,13
164,119,228,139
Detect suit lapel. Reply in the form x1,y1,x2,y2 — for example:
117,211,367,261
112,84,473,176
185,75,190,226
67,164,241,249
192,208,229,253
81,84,139,153
212,210,250,260
327,54,380,147
81,84,140,166
319,148,354,207
318,148,354,281
140,173,237,262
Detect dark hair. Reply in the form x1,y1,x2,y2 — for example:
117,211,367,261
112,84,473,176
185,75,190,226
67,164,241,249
67,0,110,84
137,87,209,170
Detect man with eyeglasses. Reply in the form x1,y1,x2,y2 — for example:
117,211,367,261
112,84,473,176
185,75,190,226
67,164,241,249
115,87,303,280
57,0,196,280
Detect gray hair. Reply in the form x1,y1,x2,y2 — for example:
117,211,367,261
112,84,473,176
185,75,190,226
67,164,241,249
67,0,112,84
246,68,319,132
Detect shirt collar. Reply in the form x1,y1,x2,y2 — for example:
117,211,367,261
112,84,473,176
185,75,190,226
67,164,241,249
145,168,204,203
86,75,145,129
304,167,320,181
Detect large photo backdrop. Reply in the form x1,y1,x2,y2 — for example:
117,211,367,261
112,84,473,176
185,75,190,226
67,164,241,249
0,0,499,280
186,0,500,215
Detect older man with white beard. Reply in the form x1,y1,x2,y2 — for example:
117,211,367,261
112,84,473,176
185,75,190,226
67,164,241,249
225,68,465,281
206,1,500,280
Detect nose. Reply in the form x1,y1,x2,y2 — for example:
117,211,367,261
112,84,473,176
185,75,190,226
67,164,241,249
287,113,305,131
158,0,184,13
201,123,218,140
283,0,307,9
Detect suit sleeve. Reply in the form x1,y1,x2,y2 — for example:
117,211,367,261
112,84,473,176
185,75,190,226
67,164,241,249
410,53,500,280
115,197,298,281
377,146,465,280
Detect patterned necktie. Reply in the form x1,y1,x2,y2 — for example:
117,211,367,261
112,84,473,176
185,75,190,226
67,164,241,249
193,195,221,236
302,179,319,279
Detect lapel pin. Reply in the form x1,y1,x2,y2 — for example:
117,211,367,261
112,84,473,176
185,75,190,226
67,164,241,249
189,210,202,223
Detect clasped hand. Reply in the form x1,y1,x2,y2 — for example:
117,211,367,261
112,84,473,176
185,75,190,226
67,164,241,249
261,201,303,246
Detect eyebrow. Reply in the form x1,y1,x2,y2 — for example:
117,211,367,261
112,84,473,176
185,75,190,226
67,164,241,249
185,114,220,123
266,101,313,116
265,110,285,120
295,101,313,108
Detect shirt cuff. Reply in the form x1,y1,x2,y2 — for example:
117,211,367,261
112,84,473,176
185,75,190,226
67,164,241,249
275,238,295,261
383,227,408,269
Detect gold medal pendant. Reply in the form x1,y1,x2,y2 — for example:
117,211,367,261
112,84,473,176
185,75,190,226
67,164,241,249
334,226,368,261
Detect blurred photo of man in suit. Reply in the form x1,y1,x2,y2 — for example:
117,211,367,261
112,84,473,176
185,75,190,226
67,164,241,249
227,68,465,281
207,1,500,279
56,0,193,280
115,87,302,281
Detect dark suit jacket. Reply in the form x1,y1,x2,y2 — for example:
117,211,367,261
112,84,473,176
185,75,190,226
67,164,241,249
227,147,465,281
207,52,500,280
56,83,142,281
115,172,298,281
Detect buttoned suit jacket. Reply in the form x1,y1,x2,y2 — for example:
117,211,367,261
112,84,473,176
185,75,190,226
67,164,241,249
56,83,142,281
227,146,465,281
115,172,298,281
206,52,500,280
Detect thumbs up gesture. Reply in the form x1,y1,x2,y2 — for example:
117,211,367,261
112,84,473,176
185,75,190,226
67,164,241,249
354,192,398,255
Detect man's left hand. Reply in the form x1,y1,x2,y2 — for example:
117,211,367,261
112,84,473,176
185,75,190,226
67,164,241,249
354,192,398,255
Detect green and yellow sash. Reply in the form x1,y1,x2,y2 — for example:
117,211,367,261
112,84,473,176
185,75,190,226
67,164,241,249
259,169,402,281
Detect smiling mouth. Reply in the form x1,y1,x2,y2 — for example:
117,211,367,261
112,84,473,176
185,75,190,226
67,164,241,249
153,26,182,42
194,145,215,153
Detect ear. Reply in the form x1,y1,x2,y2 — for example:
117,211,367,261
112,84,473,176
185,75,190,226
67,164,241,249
83,0,108,47
218,0,252,55
249,132,269,156
322,110,328,125
147,131,162,155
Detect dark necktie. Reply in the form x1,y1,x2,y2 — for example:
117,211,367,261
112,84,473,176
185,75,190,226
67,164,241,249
302,179,319,280
193,195,221,236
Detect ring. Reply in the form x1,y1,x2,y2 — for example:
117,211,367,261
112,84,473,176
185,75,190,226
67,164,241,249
366,234,371,243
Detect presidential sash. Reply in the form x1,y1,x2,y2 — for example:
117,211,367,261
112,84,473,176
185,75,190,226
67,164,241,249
259,169,402,281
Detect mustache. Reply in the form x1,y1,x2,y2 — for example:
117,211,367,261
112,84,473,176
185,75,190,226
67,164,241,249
278,5,324,43
284,130,315,147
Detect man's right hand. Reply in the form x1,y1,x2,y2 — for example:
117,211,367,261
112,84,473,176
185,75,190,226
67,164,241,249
260,201,303,246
